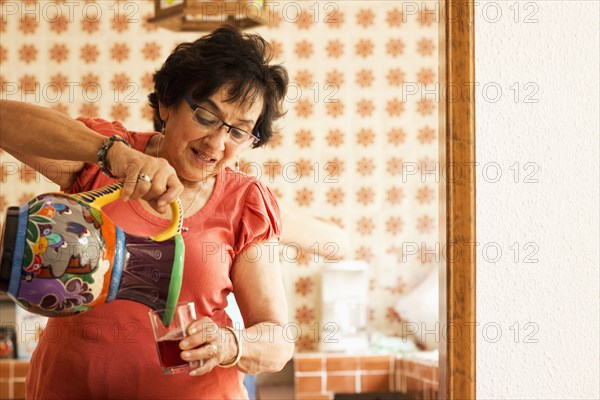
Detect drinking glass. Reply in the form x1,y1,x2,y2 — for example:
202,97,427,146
148,302,201,374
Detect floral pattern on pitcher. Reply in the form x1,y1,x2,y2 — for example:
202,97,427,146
16,194,113,316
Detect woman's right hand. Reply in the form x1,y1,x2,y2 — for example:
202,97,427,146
106,141,184,214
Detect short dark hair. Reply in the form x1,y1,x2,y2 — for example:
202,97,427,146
148,25,288,148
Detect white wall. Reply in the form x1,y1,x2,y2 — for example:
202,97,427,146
476,1,599,398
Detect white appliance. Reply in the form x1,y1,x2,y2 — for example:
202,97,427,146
320,261,369,353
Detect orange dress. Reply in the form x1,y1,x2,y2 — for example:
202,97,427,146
25,118,281,400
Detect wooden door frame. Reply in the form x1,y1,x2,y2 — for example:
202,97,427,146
439,1,476,398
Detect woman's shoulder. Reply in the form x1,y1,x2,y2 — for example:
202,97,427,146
220,168,282,251
220,168,280,210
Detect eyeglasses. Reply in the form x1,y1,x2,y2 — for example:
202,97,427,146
183,94,260,146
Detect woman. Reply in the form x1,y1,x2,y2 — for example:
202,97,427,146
0,26,293,399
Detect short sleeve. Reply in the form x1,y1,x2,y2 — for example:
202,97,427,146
234,181,282,255
62,117,134,194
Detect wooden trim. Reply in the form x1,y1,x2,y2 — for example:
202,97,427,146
440,1,476,399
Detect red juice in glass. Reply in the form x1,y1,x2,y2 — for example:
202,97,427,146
157,337,187,369
149,302,199,374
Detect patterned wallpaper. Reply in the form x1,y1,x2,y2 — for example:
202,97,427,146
0,1,440,352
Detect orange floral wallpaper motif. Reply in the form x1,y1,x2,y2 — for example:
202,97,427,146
0,1,440,352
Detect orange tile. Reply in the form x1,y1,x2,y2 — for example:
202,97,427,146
294,353,321,359
360,373,391,393
423,382,438,400
296,357,323,372
13,381,26,399
326,373,356,393
296,394,332,400
394,369,404,393
414,364,425,379
414,363,424,378
427,365,437,381
429,388,439,400
406,376,423,397
394,357,403,369
0,362,10,379
13,362,28,378
296,376,322,394
395,358,404,376
0,380,10,400
326,356,357,371
359,355,392,371
404,360,416,376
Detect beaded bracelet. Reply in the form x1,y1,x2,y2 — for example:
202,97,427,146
219,326,242,368
97,135,131,179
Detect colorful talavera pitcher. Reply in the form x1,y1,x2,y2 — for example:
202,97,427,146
0,181,184,326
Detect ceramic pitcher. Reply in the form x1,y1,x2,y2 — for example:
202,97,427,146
0,181,184,325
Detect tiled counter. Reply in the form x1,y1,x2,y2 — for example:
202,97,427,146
294,352,438,400
0,360,29,400
2,353,438,400
395,353,439,399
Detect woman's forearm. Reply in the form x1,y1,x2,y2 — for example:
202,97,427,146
0,100,107,162
0,100,158,192
235,322,294,375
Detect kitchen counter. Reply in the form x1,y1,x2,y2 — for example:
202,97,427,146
0,360,28,400
294,351,438,400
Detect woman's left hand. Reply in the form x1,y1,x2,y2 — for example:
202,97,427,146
179,317,237,376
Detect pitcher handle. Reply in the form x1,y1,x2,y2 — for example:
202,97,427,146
71,181,183,242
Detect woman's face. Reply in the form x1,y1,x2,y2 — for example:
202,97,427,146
159,86,264,185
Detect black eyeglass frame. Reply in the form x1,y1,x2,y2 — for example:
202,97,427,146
182,94,260,146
